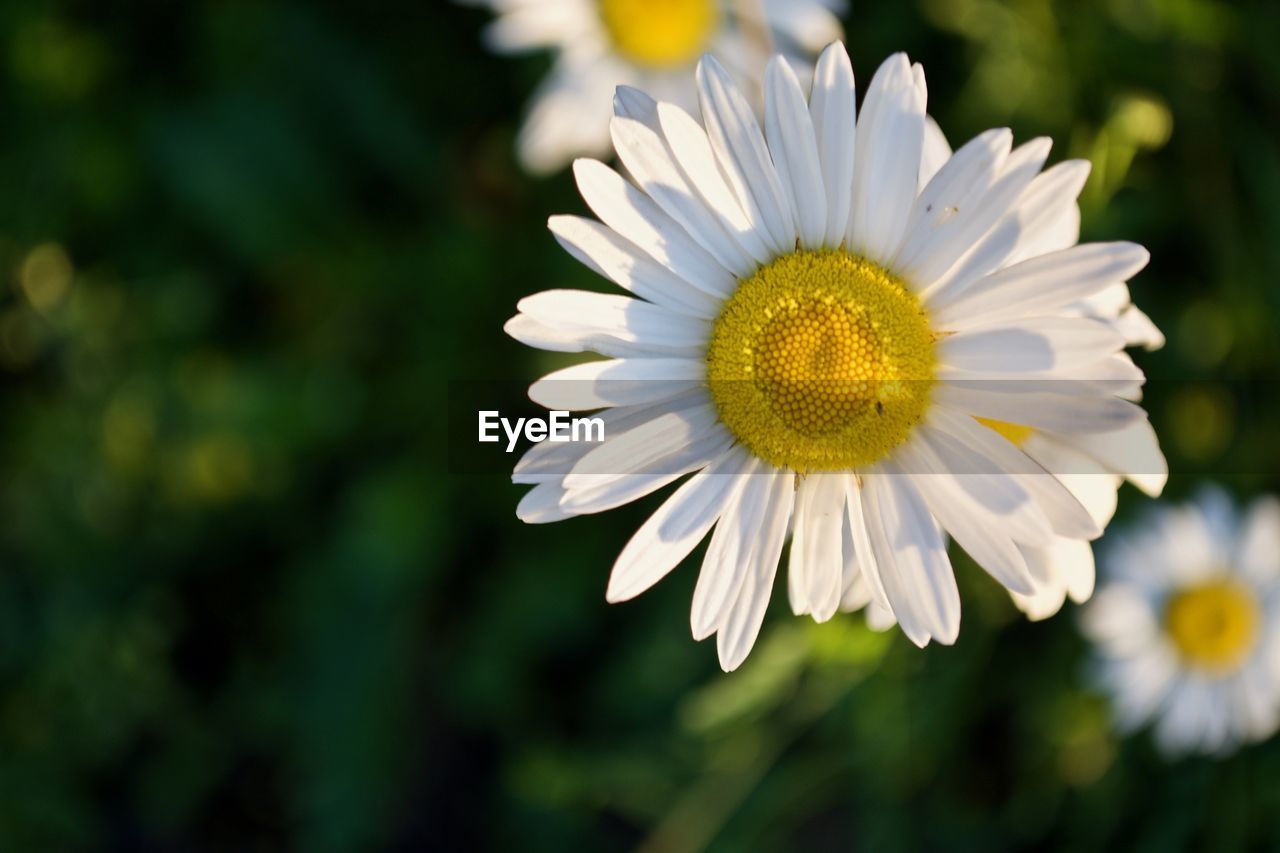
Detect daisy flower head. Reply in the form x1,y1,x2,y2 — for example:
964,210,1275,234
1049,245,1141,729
1082,490,1280,757
469,0,845,173
507,42,1163,671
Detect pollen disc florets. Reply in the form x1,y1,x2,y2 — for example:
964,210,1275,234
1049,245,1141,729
707,250,936,471
1165,579,1261,673
598,0,719,68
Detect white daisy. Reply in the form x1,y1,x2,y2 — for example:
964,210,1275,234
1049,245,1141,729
508,43,1160,671
1082,490,1280,756
468,0,845,173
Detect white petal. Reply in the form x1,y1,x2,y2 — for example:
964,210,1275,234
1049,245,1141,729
516,481,577,524
572,159,737,299
1237,496,1280,583
788,473,847,622
808,42,857,247
931,242,1152,330
654,101,775,268
611,96,758,277
514,63,613,175
847,53,925,265
716,470,795,671
1012,537,1095,620
938,318,1126,377
895,128,1012,284
561,408,734,513
845,475,892,612
917,115,951,190
761,0,845,52
907,136,1051,291
515,289,710,357
929,159,1091,299
691,459,762,640
934,382,1147,435
1044,418,1168,496
547,215,721,318
606,446,750,602
909,423,1056,546
862,468,960,646
1113,304,1165,351
529,357,704,410
504,313,590,354
513,389,704,483
901,450,1037,595
928,407,1101,540
764,57,827,250
696,55,795,253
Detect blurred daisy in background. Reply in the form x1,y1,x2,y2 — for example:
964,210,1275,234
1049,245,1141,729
467,0,845,173
507,42,1163,670
1082,490,1280,757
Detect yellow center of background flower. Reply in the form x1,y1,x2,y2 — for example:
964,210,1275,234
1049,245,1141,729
707,250,936,472
977,418,1036,447
598,0,720,68
1164,578,1260,673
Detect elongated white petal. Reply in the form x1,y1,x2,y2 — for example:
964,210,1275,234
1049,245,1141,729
1237,497,1280,583
655,101,775,267
895,128,1011,282
932,242,1151,329
516,481,577,524
928,407,1101,540
788,473,847,622
929,159,1091,300
611,95,758,277
572,159,737,299
845,475,892,612
938,318,1126,376
504,314,590,354
548,215,721,318
692,457,773,640
907,424,1055,549
606,447,750,602
717,470,795,671
918,116,951,190
513,390,704,484
517,289,710,355
1113,304,1165,351
1044,418,1168,496
561,407,733,512
564,404,719,482
764,56,827,250
907,137,1050,291
848,53,925,265
808,42,857,246
529,357,704,410
862,468,960,646
560,435,733,516
934,382,1146,435
898,440,1038,595
697,55,796,254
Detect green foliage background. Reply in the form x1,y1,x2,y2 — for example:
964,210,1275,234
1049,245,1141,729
0,0,1278,849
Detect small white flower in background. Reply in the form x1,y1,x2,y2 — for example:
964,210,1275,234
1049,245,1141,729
466,0,845,173
507,42,1165,671
1082,490,1280,757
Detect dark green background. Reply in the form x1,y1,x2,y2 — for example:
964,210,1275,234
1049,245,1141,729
1,0,1278,849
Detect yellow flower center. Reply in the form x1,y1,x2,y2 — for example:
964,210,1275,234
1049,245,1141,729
598,0,720,68
1164,578,1260,673
707,250,936,472
977,418,1036,447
